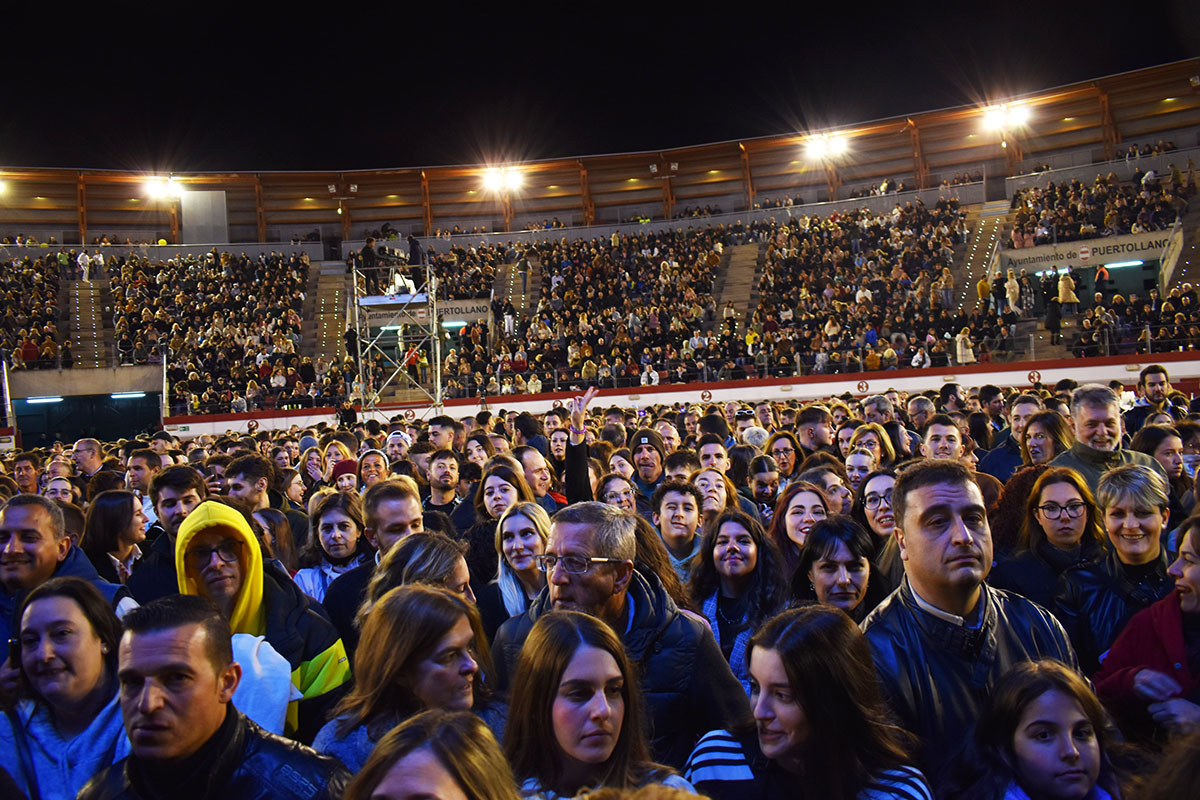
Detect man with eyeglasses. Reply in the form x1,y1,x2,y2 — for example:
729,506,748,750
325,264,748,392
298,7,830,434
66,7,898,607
176,499,350,743
491,501,749,768
71,437,110,479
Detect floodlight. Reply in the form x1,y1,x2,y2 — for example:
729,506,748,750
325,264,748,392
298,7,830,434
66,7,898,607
805,138,827,159
483,168,503,191
504,170,523,190
1008,105,1031,126
982,106,1005,130
828,135,849,155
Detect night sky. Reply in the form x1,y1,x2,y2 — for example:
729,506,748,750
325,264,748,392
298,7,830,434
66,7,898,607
3,3,1197,173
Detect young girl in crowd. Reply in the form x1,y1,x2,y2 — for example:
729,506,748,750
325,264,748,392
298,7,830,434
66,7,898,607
943,659,1123,800
690,468,740,537
465,458,536,587
360,531,477,625
850,468,901,585
505,611,694,798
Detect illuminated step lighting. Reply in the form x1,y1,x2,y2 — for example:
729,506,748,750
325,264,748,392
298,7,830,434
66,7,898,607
27,396,63,404
111,392,146,399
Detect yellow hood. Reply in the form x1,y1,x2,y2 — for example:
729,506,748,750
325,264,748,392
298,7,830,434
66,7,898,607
175,501,265,636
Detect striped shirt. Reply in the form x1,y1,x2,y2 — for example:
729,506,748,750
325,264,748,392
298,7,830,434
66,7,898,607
684,729,933,800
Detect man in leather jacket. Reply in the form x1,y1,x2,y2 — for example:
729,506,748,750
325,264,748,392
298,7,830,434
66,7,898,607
79,596,350,800
862,460,1077,782
1055,463,1175,675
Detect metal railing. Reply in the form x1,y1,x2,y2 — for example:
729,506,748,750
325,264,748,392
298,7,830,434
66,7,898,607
342,183,985,256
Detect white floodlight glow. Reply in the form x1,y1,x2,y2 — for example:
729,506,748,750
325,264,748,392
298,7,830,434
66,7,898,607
482,168,504,191
828,135,849,155
805,138,827,159
983,104,1032,131
146,176,184,198
503,170,523,190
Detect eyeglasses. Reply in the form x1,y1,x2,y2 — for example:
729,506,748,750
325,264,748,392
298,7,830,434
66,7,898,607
186,540,242,570
864,491,893,510
1037,502,1087,520
535,554,626,574
603,490,635,503
770,447,795,458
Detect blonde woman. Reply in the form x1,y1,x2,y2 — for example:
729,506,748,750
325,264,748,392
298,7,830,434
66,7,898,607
955,327,975,365
1005,268,1022,316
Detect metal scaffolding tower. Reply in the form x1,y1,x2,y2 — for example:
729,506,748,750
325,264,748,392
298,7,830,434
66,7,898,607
350,255,443,417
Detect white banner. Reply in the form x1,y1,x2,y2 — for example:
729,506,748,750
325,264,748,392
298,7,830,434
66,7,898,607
439,298,491,324
359,298,490,328
998,230,1172,272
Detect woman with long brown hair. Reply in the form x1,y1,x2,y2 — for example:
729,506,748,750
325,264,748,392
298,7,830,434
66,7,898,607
684,605,929,800
313,584,499,773
505,611,692,798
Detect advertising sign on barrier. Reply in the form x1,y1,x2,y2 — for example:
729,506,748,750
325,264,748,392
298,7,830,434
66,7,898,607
997,231,1171,272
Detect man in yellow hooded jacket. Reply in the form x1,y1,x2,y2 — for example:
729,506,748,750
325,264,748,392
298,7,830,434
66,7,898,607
175,499,350,743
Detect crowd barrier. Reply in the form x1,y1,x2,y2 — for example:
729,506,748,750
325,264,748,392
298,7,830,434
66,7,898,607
160,350,1200,437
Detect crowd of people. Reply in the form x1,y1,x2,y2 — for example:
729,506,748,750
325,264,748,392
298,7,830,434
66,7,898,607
0,254,70,370
2,164,1197,419
2,365,1200,797
1007,167,1191,248
101,249,322,415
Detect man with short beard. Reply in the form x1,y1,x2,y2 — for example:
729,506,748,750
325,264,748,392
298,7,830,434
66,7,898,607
423,450,461,515
1051,384,1166,495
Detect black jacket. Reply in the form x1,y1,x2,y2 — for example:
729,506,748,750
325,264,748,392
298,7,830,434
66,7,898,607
862,580,1076,781
78,709,350,800
1054,548,1174,675
257,564,349,743
322,559,374,659
125,529,177,604
492,570,751,768
988,537,1105,612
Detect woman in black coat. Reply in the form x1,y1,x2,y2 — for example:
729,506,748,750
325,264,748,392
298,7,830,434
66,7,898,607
1044,297,1063,344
